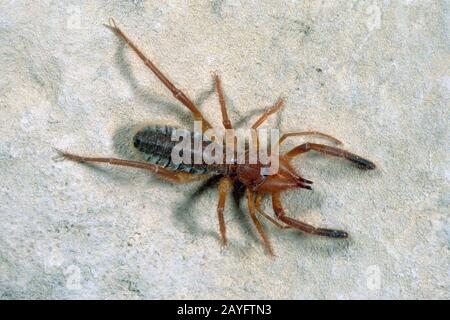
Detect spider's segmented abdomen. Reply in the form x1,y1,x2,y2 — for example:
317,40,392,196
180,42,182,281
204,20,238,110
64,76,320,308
133,125,227,175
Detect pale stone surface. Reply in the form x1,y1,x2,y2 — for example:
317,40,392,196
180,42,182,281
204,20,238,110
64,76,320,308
0,1,448,299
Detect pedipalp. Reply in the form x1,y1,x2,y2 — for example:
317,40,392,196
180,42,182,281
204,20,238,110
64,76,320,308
284,142,376,170
272,193,348,238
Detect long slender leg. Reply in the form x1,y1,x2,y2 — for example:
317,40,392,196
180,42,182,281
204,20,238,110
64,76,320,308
247,189,274,255
216,177,232,246
255,194,291,229
272,193,348,238
284,142,376,170
251,97,284,129
249,97,284,151
213,73,233,129
105,19,212,131
278,131,342,145
55,149,204,183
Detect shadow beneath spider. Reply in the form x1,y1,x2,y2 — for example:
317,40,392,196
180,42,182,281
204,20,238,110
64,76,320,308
171,176,259,250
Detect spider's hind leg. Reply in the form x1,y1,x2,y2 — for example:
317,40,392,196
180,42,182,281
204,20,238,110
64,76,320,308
55,149,204,183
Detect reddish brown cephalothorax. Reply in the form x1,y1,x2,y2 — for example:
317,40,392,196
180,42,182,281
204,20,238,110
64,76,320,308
57,19,376,256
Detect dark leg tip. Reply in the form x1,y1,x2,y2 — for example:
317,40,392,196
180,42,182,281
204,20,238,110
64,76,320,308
350,155,376,170
297,178,313,190
320,229,349,238
297,176,313,184
330,230,349,238
361,160,376,170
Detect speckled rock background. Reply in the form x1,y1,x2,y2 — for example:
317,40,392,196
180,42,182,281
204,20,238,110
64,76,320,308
0,0,448,299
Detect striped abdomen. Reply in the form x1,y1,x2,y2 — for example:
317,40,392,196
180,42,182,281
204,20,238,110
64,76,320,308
133,125,228,175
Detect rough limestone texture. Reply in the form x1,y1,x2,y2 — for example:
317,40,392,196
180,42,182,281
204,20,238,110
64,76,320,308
0,1,448,299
